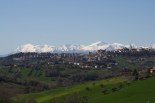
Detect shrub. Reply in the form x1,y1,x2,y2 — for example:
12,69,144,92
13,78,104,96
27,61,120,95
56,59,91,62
85,86,92,91
111,87,117,92
100,83,105,88
124,81,131,86
126,82,131,86
117,83,124,89
101,88,108,95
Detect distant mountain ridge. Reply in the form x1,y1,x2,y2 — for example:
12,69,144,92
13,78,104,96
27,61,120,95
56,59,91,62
15,41,155,53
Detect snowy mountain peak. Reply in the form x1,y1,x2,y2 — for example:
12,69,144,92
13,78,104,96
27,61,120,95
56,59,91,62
106,43,126,51
16,44,36,52
82,41,109,51
89,41,107,46
15,41,155,53
16,43,85,53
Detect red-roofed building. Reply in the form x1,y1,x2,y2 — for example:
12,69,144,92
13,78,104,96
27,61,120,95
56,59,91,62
150,67,155,76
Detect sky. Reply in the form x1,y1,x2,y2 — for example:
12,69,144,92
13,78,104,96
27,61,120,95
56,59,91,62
0,0,155,54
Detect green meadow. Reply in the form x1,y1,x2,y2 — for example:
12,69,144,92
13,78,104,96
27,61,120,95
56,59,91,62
11,77,155,103
12,77,125,103
89,77,155,103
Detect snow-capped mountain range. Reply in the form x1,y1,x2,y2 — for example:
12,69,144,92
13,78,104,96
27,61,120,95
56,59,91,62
15,41,155,53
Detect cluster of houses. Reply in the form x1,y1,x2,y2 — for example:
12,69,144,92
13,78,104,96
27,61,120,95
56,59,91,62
4,48,155,75
8,50,117,69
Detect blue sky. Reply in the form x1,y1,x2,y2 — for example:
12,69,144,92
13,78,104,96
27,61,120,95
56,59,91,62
0,0,155,54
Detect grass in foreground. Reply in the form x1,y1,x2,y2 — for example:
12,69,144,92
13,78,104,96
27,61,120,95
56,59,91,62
12,77,125,103
12,77,155,103
89,77,155,103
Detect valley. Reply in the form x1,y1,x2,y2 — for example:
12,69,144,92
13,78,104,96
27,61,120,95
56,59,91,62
0,48,155,103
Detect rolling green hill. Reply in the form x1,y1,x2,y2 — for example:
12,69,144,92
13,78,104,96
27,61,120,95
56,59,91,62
12,77,155,103
88,77,155,103
12,77,125,103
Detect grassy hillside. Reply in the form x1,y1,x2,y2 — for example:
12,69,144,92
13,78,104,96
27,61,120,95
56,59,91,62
12,77,155,103
12,77,125,103
3,55,155,103
91,77,155,103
